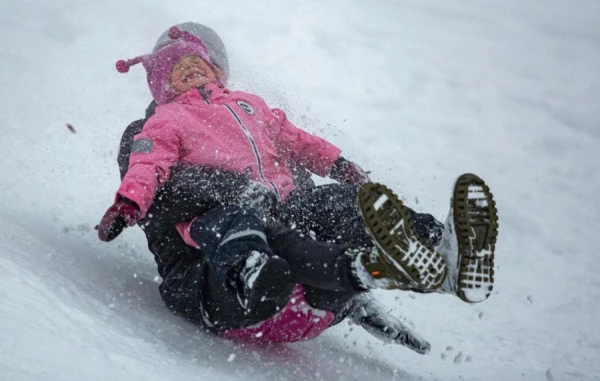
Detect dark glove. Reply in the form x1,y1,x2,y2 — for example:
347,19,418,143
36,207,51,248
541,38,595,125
329,157,371,186
96,198,141,242
347,293,431,354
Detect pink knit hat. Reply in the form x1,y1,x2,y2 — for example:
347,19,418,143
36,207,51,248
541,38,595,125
116,26,221,105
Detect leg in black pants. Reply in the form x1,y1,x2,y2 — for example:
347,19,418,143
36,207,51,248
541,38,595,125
283,183,443,247
159,183,445,331
280,183,444,313
183,205,294,331
164,204,364,331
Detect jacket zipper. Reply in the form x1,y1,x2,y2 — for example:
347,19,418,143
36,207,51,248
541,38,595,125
198,88,282,200
224,105,282,200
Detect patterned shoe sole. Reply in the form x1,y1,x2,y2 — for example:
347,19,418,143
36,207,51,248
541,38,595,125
452,174,499,303
358,183,447,291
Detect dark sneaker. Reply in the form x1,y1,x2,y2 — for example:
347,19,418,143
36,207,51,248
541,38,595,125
439,174,499,303
237,251,291,310
356,183,447,292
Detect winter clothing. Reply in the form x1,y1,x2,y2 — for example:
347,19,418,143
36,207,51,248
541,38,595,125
263,223,364,293
436,173,499,303
184,205,281,296
221,284,335,343
97,199,140,242
117,100,315,191
153,22,229,81
355,183,447,291
144,166,278,276
171,182,446,342
329,156,371,186
343,293,431,354
117,83,341,218
116,27,220,105
236,252,291,310
107,22,449,345
283,183,443,248
176,203,342,341
116,151,444,345
117,101,156,179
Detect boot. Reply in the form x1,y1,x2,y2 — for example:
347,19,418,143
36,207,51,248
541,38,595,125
353,183,447,292
437,173,499,303
235,251,291,310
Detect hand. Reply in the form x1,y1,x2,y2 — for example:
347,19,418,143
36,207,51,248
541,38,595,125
329,157,371,186
347,293,431,354
96,199,141,242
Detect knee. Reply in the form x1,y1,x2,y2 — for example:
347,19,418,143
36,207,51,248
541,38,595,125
220,206,269,246
224,205,265,227
189,205,265,250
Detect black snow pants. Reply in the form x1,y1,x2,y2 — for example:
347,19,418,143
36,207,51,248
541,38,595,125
166,202,366,330
275,184,443,315
143,167,444,331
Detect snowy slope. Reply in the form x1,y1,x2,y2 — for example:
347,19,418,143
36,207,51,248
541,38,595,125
1,0,599,380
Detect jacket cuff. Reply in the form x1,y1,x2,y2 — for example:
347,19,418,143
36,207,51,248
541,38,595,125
116,182,153,219
312,145,342,177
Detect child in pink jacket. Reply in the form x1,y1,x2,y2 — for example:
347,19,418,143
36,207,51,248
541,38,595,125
98,23,499,350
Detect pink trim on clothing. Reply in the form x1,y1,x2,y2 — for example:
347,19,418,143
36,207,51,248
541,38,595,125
176,220,199,248
219,284,335,343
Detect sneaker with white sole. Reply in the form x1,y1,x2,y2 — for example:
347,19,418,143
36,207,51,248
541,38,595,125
355,183,447,292
438,174,499,303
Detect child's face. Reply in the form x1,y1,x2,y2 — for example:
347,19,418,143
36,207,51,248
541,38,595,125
170,55,217,94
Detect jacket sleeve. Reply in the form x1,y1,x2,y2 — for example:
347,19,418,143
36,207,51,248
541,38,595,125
116,117,181,218
270,108,342,177
117,119,145,180
118,102,158,180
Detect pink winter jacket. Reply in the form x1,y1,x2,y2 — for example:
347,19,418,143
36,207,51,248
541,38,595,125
118,83,342,343
117,83,342,218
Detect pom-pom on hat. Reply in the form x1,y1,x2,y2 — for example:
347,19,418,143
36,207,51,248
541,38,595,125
116,26,221,105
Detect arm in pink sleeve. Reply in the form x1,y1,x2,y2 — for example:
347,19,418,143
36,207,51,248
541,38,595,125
116,119,181,218
271,108,342,177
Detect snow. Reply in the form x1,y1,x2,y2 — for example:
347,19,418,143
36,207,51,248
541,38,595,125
244,251,266,289
1,0,599,380
461,287,489,305
373,194,388,211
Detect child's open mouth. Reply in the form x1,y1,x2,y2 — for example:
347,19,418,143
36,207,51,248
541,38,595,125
182,71,204,83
